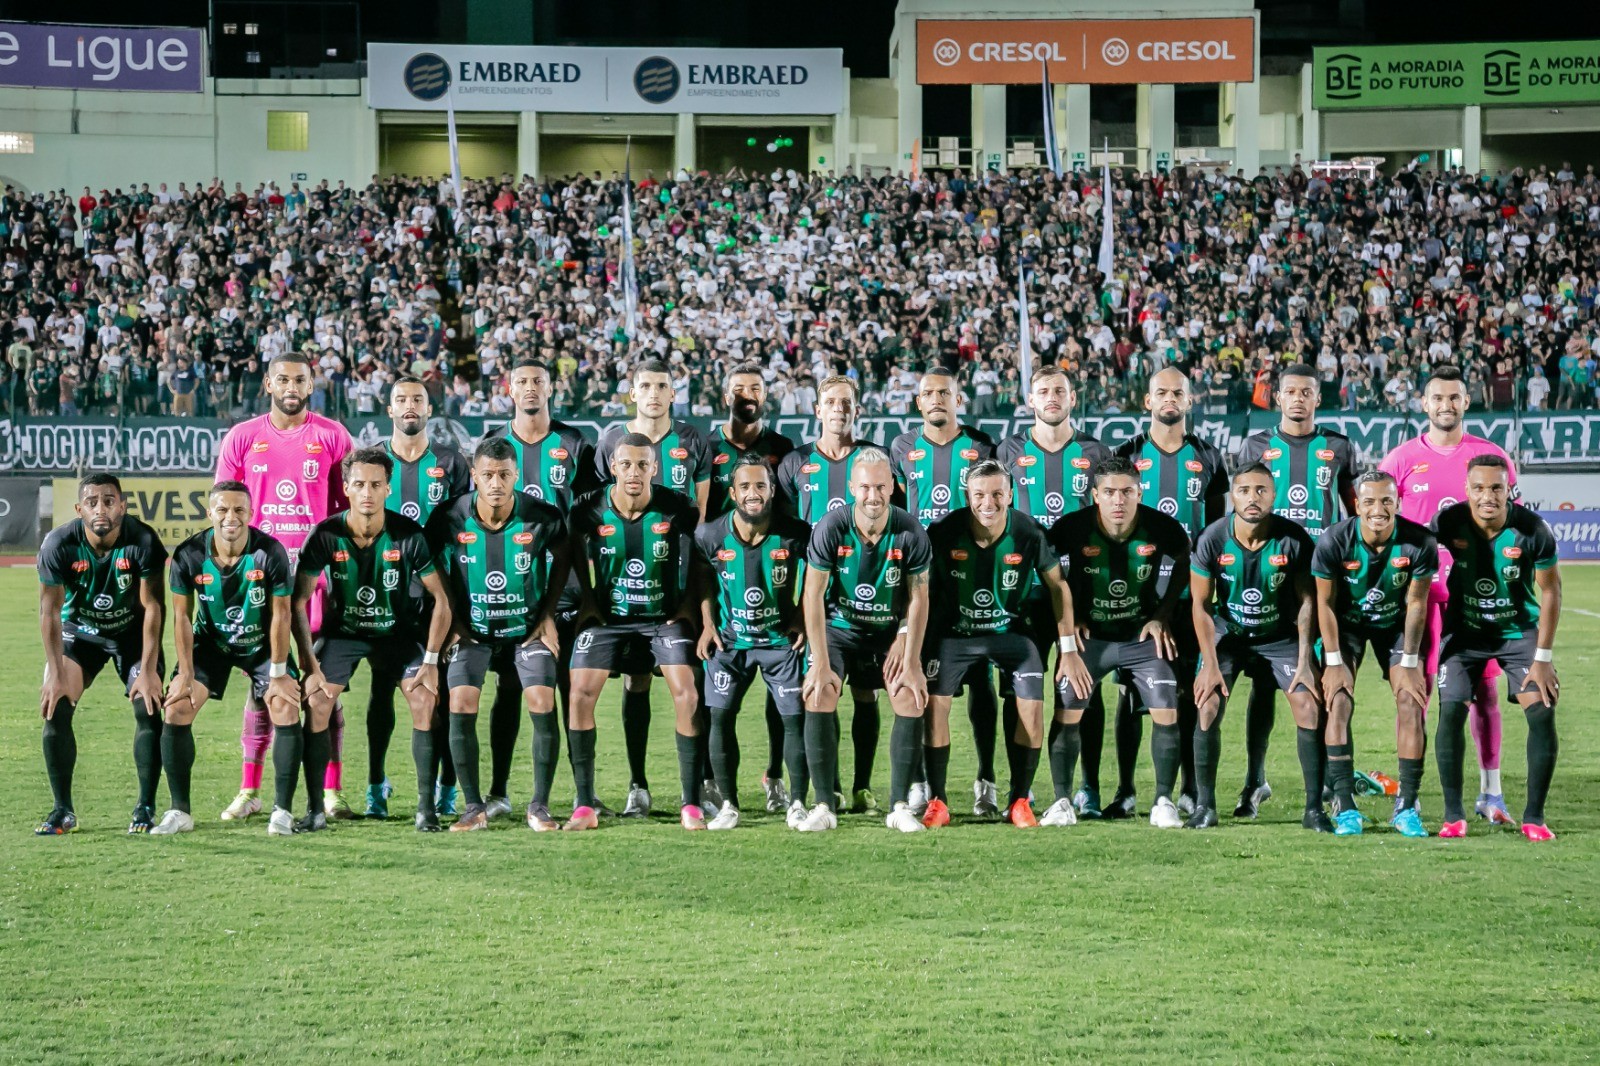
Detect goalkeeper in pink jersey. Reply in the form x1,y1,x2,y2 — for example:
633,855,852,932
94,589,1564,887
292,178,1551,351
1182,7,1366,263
1378,365,1518,825
213,352,353,821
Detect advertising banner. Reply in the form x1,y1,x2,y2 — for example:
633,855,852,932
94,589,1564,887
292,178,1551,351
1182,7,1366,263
916,18,1255,85
1315,40,1600,110
0,418,228,474
1538,511,1600,561
52,476,214,548
367,44,843,114
0,477,41,547
0,21,203,93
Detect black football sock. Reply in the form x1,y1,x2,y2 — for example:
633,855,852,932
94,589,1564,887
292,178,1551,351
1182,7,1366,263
967,671,997,783
804,711,840,809
782,713,809,802
1523,702,1558,826
1078,689,1105,794
622,688,651,790
161,722,195,813
1006,739,1041,806
411,728,435,816
302,726,330,816
1048,720,1081,802
889,715,922,806
448,713,482,808
1397,756,1425,812
1435,700,1470,823
1177,696,1198,801
568,727,597,809
1151,721,1180,802
675,731,701,808
695,708,714,790
272,721,302,811
851,695,880,792
924,743,951,803
1194,711,1224,811
763,694,784,781
430,702,455,787
529,711,560,807
1244,684,1275,790
366,676,396,786
1001,694,1023,792
710,706,741,810
1115,692,1144,794
132,703,163,809
41,698,77,811
1296,726,1325,811
1327,742,1355,812
487,678,520,798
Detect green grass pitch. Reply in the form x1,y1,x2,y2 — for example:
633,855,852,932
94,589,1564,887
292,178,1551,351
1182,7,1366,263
1,567,1597,1063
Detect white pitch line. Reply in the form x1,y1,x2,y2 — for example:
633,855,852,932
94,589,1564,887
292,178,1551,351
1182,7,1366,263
1566,607,1600,619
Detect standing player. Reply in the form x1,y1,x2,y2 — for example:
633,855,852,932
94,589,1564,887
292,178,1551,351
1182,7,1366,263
567,435,703,830
214,350,352,821
890,367,999,817
480,357,598,820
694,456,810,830
800,449,933,834
777,375,881,812
1108,368,1228,818
1311,471,1437,838
429,438,571,832
1379,365,1519,824
1432,457,1561,841
1189,465,1325,831
1232,363,1356,816
1047,457,1192,829
594,359,713,815
923,461,1070,829
707,364,796,814
996,365,1114,817
159,482,300,835
291,449,451,833
35,474,167,835
367,376,471,819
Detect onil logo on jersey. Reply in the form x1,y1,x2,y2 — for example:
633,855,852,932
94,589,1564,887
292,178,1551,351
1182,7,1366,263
744,588,765,607
626,560,646,578
514,552,532,574
248,587,267,607
884,566,901,586
357,587,377,606
383,569,399,590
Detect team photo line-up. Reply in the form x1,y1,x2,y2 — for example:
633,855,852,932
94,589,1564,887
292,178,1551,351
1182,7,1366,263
34,349,1563,841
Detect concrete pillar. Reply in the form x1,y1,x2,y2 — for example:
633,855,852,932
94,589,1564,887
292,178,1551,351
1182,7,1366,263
823,71,851,173
1063,83,1091,174
894,19,922,175
1233,79,1260,177
1299,63,1320,163
1138,83,1175,175
516,111,540,181
971,83,1006,173
1463,104,1482,175
673,112,696,177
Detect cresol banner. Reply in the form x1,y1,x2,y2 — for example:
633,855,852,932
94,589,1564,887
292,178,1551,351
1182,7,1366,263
10,411,1600,474
0,22,204,92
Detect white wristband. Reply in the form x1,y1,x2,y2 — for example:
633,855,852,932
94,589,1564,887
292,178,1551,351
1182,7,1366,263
1400,653,1420,669
268,661,288,678
1323,651,1343,667
897,624,909,636
1534,647,1554,663
423,650,441,666
1059,635,1078,654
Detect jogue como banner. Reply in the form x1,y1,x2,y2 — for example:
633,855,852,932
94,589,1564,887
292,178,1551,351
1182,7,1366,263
1315,39,1600,110
0,21,204,93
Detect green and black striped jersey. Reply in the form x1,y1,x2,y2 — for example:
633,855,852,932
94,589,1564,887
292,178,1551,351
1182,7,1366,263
297,512,436,640
483,420,598,514
382,438,471,526
693,512,810,648
1311,516,1438,633
805,505,932,635
926,509,1057,637
1192,515,1315,642
1235,426,1357,538
427,493,568,643
569,486,699,623
1434,502,1557,639
38,516,167,638
889,425,996,526
776,440,868,524
996,430,1110,526
707,424,795,519
169,527,293,657
595,420,712,500
1050,505,1191,642
1115,431,1228,547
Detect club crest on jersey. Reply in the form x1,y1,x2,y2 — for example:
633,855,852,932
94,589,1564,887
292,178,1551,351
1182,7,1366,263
884,566,901,586
457,533,477,545
654,540,671,560
248,587,266,607
713,670,733,695
1136,563,1153,581
1016,455,1037,467
383,569,399,590
1269,573,1286,591
1187,477,1203,500
597,525,616,538
333,550,349,562
1503,565,1520,580
550,464,567,486
303,460,319,482
1316,467,1332,489
116,572,131,590
515,552,532,574
672,466,688,487
772,564,788,585
1002,569,1019,590
575,630,594,652
428,481,445,503
1390,573,1407,589
1072,474,1089,496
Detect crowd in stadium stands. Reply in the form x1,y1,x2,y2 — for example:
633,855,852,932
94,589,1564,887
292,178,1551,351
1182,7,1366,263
1,159,1599,422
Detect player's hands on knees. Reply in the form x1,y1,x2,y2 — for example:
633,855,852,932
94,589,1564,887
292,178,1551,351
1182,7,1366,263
893,665,929,711
1139,619,1176,661
882,635,908,686
696,627,723,661
266,673,300,709
1526,661,1560,706
406,663,440,699
1390,663,1426,711
1289,660,1318,700
1320,663,1354,705
1195,663,1227,705
302,670,333,712
533,615,560,657
40,670,71,720
1056,650,1093,702
265,689,299,725
130,669,163,717
802,667,839,712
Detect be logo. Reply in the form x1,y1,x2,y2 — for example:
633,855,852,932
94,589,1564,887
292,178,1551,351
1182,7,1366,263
1484,48,1522,97
1322,53,1362,101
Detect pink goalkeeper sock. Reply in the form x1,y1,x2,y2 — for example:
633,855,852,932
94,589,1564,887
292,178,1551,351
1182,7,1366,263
1469,678,1503,773
240,762,264,791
